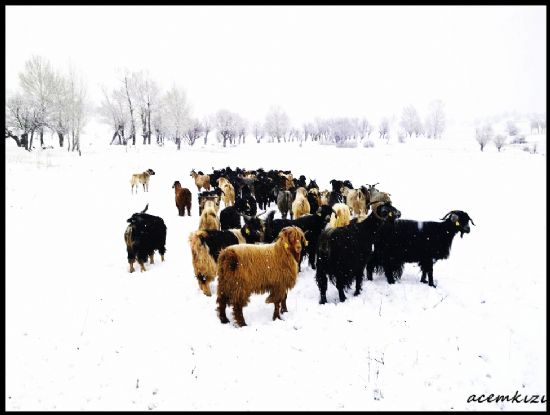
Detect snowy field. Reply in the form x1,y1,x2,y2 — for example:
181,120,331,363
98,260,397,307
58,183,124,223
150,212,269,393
5,135,547,410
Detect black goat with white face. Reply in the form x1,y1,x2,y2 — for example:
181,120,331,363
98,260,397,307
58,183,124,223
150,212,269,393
315,202,401,304
366,210,475,287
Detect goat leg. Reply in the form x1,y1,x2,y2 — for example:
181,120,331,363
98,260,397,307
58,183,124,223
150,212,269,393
217,295,230,324
233,305,247,327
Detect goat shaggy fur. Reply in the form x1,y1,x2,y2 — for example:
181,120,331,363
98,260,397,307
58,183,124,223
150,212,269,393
189,220,264,296
217,226,306,327
328,203,352,228
198,206,220,231
172,181,192,216
291,187,311,219
190,169,211,192
217,177,236,207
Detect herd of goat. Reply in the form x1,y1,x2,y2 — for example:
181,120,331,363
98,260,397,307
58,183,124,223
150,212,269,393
124,167,475,327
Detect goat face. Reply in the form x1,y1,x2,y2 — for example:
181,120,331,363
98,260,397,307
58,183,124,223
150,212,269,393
317,205,333,223
441,210,475,238
147,169,156,176
374,203,401,222
172,180,181,189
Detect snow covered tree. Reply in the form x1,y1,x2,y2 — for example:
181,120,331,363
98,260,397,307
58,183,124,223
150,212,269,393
18,55,61,149
215,109,238,147
252,122,265,143
100,86,130,145
493,134,507,152
163,85,191,150
5,92,40,149
265,106,290,143
506,120,519,137
183,118,203,146
378,117,390,140
475,123,493,152
400,105,421,138
426,100,446,139
133,71,160,145
202,116,212,145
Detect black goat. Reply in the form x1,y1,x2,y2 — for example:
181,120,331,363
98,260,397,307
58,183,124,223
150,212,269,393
366,210,475,287
315,202,401,303
220,206,241,230
124,204,167,273
264,205,334,270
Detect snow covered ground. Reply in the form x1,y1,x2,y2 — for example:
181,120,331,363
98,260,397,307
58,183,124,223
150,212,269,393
5,135,547,410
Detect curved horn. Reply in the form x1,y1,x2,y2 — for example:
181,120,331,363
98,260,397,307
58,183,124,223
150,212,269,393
440,211,454,221
468,215,476,226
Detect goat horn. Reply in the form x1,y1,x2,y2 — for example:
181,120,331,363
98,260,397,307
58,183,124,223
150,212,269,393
440,211,454,221
468,216,476,226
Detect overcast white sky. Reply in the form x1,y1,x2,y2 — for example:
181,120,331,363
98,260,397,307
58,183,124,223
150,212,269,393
5,5,546,126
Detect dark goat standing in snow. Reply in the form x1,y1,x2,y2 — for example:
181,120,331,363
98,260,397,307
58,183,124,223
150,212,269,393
366,210,475,287
315,202,401,304
264,205,333,270
124,204,167,273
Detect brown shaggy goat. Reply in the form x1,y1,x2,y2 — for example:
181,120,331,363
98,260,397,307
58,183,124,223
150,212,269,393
131,169,155,193
198,206,220,230
190,169,211,192
216,226,306,327
291,187,311,219
172,181,192,216
217,177,235,207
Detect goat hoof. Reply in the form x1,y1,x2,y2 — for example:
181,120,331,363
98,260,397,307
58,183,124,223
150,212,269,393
319,298,327,305
421,279,428,284
353,291,361,297
430,283,437,288
220,317,229,324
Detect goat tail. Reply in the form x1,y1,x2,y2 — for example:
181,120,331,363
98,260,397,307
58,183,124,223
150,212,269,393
141,203,149,214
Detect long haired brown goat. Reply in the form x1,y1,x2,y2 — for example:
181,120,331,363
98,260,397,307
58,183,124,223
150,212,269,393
190,169,211,192
216,226,306,327
172,181,192,216
198,204,220,230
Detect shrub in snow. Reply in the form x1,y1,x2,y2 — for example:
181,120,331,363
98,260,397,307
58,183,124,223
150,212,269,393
335,141,358,148
363,140,375,148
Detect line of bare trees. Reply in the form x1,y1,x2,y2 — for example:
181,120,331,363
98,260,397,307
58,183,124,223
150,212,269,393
6,55,87,152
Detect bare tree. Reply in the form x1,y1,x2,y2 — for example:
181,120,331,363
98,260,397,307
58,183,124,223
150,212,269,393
235,115,248,144
6,92,40,149
122,71,137,146
163,85,191,150
183,118,203,146
475,123,493,152
19,55,60,149
215,109,238,147
133,71,159,145
400,105,421,138
202,116,212,145
64,66,88,153
99,86,129,145
252,122,265,143
493,134,506,152
426,100,446,139
265,106,290,143
378,118,390,140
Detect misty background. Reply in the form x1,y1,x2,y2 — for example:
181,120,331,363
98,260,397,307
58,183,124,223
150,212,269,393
6,6,546,129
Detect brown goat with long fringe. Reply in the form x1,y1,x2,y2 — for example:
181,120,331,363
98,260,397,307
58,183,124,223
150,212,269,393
198,206,220,231
291,187,311,219
217,177,235,207
172,181,192,216
216,226,306,327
